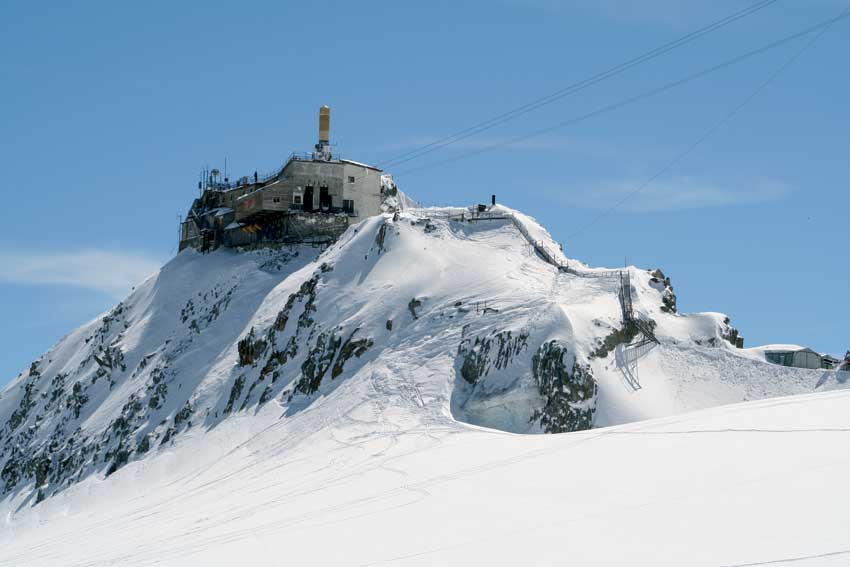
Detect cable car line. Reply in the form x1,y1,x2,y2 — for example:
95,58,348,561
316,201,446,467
564,4,850,241
378,0,781,169
392,9,850,178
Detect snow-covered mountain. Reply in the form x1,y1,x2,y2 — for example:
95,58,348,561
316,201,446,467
2,204,848,565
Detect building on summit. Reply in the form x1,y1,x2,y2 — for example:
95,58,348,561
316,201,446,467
179,106,384,252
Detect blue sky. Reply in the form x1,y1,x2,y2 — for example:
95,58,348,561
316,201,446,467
1,0,847,385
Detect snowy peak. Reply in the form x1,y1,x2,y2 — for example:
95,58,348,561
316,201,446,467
1,206,847,508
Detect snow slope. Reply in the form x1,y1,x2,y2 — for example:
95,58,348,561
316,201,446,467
2,385,848,566
1,205,848,564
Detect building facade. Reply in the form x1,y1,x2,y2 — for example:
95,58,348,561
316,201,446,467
179,106,384,252
764,346,826,370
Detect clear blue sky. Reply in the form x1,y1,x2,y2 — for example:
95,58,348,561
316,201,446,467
1,0,847,385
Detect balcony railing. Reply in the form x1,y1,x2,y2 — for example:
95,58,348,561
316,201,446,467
203,151,348,193
288,204,358,216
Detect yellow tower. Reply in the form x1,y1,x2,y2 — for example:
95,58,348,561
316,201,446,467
319,105,330,144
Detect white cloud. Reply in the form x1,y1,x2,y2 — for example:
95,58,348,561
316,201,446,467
550,176,791,212
0,249,161,298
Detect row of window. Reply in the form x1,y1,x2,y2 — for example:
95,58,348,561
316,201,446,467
269,194,353,211
766,352,794,366
766,351,826,369
298,176,356,185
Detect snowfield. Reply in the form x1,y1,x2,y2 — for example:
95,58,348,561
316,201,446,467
2,389,849,566
1,205,848,565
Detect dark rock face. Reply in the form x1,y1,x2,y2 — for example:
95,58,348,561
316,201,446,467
590,321,640,359
237,328,267,367
332,332,374,379
650,269,677,314
375,222,388,253
297,332,343,395
530,341,597,433
408,298,423,320
0,249,314,503
223,376,246,414
295,329,375,395
456,329,529,385
227,266,374,403
721,317,742,348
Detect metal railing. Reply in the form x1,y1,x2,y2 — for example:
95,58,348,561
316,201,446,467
288,204,358,217
203,151,350,193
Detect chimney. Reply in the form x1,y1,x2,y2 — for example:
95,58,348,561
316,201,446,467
319,105,330,144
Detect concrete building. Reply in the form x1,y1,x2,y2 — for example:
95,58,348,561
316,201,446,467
763,345,825,370
179,106,383,252
822,355,841,370
233,157,383,224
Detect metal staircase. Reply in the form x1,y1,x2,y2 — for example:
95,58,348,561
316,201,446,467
617,271,659,390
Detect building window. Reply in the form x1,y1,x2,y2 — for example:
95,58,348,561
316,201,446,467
342,199,354,213
273,197,280,203
348,176,355,183
766,352,793,366
294,195,302,204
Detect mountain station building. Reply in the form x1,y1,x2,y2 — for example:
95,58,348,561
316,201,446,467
180,106,384,251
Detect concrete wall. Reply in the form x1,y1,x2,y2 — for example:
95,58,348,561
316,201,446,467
793,350,822,370
283,160,345,213
282,159,382,220
341,161,383,221
284,212,349,240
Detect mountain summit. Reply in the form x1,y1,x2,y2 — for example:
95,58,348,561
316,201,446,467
2,204,845,511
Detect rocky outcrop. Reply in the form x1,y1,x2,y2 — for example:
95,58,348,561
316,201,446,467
408,298,423,320
650,269,677,314
530,341,597,433
0,248,305,502
721,317,743,348
456,329,529,385
590,321,640,359
237,328,268,367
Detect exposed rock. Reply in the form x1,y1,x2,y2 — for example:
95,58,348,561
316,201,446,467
530,341,597,433
259,386,273,405
721,317,742,348
457,330,529,385
67,382,89,419
174,402,193,427
590,321,639,359
296,332,343,395
223,375,246,414
271,275,319,334
408,298,422,320
650,269,677,314
331,331,374,379
375,222,388,252
146,368,167,410
237,328,267,367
